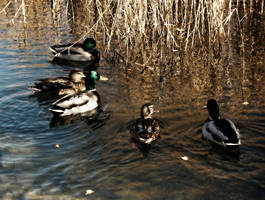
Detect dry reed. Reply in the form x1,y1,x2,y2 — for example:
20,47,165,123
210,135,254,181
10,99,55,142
1,0,264,68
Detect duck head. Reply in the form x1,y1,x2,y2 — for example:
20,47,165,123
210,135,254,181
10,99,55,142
207,99,220,120
85,71,100,90
69,69,85,83
141,103,155,119
83,38,96,51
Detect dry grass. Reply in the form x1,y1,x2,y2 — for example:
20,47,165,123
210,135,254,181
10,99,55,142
1,0,264,69
73,0,263,66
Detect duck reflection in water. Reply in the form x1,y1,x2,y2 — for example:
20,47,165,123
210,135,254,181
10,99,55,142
207,143,241,162
129,138,151,156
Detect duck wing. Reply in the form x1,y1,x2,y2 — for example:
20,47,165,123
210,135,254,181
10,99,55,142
40,77,70,85
49,43,83,54
29,77,71,92
58,81,86,95
130,118,147,142
50,91,98,116
216,119,240,144
52,91,90,106
203,121,229,142
130,118,160,144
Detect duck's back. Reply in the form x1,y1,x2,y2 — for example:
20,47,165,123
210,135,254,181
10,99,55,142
50,90,99,116
30,77,71,92
217,119,239,143
130,118,160,144
50,43,83,54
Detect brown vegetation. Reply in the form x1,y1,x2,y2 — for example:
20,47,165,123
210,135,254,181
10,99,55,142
0,0,264,104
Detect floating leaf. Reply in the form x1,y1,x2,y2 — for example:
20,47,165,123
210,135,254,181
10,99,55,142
181,156,188,161
242,102,249,105
85,189,94,195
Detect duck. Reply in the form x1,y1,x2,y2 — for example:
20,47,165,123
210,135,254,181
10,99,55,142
129,103,160,144
49,71,106,117
49,38,100,66
29,69,86,96
202,99,241,147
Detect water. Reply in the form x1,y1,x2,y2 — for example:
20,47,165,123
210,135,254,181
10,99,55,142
0,1,265,199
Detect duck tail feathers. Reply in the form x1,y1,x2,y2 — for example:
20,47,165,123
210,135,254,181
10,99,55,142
49,46,58,54
52,94,72,105
49,107,65,117
225,140,241,146
49,104,65,113
49,108,63,113
28,86,41,92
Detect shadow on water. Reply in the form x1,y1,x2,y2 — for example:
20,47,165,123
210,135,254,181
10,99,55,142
205,142,241,162
128,137,165,157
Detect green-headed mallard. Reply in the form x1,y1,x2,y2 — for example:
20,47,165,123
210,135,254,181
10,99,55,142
129,103,160,144
49,71,107,117
29,69,86,96
202,99,241,147
49,38,100,66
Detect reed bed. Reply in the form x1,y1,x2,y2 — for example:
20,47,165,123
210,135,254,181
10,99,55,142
72,0,264,68
1,0,264,69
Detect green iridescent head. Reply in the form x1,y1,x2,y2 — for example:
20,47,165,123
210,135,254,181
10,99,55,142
83,38,96,51
85,71,100,90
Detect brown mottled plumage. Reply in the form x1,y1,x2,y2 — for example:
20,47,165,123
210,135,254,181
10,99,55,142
130,103,160,144
29,69,86,96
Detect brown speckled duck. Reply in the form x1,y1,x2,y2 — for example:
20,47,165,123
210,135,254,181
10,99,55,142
130,103,160,144
29,69,86,96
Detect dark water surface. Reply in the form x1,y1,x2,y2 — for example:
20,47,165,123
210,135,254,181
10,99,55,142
0,2,265,200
